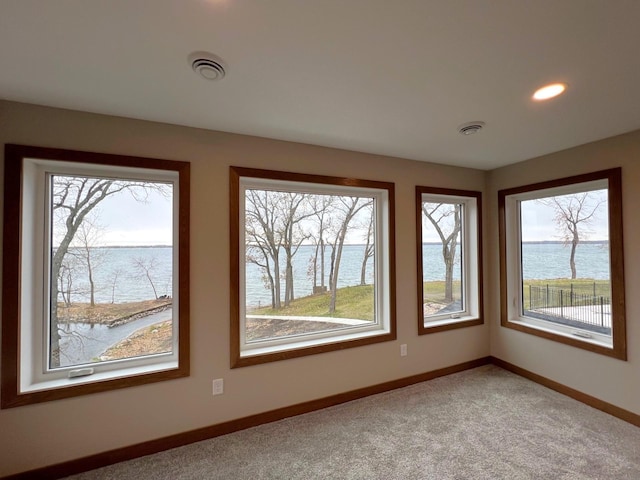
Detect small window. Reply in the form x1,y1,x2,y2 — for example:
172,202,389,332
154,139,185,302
416,187,483,334
1,145,190,408
498,168,626,359
230,167,396,367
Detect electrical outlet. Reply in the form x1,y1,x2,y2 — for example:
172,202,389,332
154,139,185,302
212,378,224,396
400,344,407,357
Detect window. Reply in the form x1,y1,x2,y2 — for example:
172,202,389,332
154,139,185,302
498,168,626,359
1,145,190,408
230,167,396,367
416,187,483,334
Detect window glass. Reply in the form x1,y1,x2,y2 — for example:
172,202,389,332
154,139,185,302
416,187,482,334
498,169,625,359
48,173,175,369
519,189,611,335
231,168,396,366
421,201,464,319
244,188,376,343
1,145,190,408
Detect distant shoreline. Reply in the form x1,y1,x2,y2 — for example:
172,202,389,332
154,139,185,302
518,240,608,245
69,241,609,249
65,244,173,249
421,240,608,246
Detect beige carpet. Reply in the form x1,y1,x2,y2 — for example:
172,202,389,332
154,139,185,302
65,365,640,479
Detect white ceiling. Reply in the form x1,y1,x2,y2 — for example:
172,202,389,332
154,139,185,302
1,1,639,170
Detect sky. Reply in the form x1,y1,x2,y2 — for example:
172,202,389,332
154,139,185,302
519,190,609,242
57,184,609,248
420,190,609,244
62,187,174,247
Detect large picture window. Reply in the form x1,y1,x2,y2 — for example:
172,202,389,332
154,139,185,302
498,168,626,359
230,167,396,367
1,145,190,408
416,187,482,334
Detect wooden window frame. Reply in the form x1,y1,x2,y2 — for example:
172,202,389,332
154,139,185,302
498,168,626,360
1,144,190,408
230,166,396,368
416,186,483,335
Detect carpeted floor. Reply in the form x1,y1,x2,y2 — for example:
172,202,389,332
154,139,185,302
65,365,640,479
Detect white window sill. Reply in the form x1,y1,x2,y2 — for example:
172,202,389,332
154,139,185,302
241,327,390,358
21,360,179,394
423,314,480,328
509,317,613,350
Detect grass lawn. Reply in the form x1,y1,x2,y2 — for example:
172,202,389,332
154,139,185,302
250,284,374,321
249,278,611,320
423,280,462,305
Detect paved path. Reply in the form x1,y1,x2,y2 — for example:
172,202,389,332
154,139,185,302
530,305,611,328
58,308,173,367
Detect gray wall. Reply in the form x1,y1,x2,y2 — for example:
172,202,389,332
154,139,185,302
0,101,489,476
487,129,640,416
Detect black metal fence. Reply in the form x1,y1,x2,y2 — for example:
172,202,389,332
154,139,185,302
527,284,610,330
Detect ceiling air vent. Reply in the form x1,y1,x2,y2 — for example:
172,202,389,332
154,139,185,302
189,52,226,81
458,121,485,136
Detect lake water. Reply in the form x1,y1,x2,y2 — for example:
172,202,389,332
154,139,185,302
58,242,609,365
63,246,173,304
66,242,610,308
521,242,610,281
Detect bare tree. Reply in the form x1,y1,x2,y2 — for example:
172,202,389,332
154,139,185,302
307,195,334,293
422,202,461,303
109,268,124,304
72,215,108,306
328,197,372,313
132,256,161,299
280,192,314,306
247,244,278,308
57,256,81,308
50,175,168,366
245,189,374,313
245,190,316,308
245,190,284,309
360,205,375,286
538,192,604,279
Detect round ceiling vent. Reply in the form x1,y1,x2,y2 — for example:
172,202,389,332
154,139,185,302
189,51,226,81
458,121,486,136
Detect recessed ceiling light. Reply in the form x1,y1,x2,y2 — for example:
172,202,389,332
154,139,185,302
188,51,226,81
532,83,567,101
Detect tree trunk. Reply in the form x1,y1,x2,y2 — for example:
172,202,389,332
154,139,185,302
87,256,95,306
360,254,368,286
329,231,348,313
328,245,336,294
145,271,159,299
284,260,294,306
267,270,276,308
320,239,325,287
444,238,458,303
360,234,372,286
444,257,454,303
50,240,75,367
312,243,319,288
570,240,578,279
329,246,343,313
273,257,281,309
